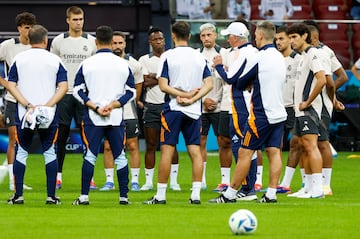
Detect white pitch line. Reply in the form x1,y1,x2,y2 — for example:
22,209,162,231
0,158,8,184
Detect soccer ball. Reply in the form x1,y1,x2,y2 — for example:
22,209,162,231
228,209,257,235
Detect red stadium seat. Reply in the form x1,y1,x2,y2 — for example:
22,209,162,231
313,0,344,5
352,34,360,54
314,5,347,19
291,5,313,20
291,0,311,4
351,23,360,33
335,54,351,69
354,50,360,62
322,40,351,69
322,40,350,52
250,4,264,20
318,23,349,41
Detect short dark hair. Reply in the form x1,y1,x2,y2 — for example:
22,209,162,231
276,25,288,34
113,31,126,40
303,20,319,31
286,23,312,44
28,25,47,44
96,25,113,45
15,12,36,27
66,6,84,18
148,27,163,36
172,21,190,41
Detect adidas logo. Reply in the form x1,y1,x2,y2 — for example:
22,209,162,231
302,125,310,131
232,135,240,143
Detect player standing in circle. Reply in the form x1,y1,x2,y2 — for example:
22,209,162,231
0,12,36,191
50,6,97,190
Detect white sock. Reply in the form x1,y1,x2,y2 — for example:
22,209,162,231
256,165,263,185
304,174,312,193
57,172,62,181
79,194,89,201
91,177,95,183
220,167,231,185
202,162,207,186
322,168,332,186
131,168,140,184
145,168,154,186
170,164,179,185
223,186,237,200
190,181,201,201
300,168,305,186
266,187,277,199
312,173,323,195
8,164,14,184
104,168,114,183
280,166,296,188
155,183,167,201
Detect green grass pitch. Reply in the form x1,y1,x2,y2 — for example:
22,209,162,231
0,151,359,239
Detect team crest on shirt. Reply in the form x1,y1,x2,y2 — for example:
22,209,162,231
287,65,292,71
312,55,317,60
83,45,88,51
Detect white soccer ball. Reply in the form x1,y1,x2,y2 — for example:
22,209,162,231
228,209,257,235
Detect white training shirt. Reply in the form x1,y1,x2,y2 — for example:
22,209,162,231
283,51,301,108
8,48,67,120
50,32,97,93
226,44,287,124
157,46,211,120
73,49,135,126
219,48,234,113
355,57,360,69
138,52,166,104
0,38,31,102
227,0,251,20
123,54,143,120
294,46,325,118
318,43,343,115
260,0,294,24
197,46,226,113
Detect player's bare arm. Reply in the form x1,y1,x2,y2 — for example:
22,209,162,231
299,70,326,111
45,81,68,107
143,73,158,88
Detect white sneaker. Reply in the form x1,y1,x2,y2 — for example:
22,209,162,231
9,183,33,191
296,192,312,198
140,184,154,191
287,188,306,197
297,191,325,199
169,184,181,191
23,184,33,190
323,185,333,196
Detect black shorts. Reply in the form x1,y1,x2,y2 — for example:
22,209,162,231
125,119,140,139
285,106,295,130
143,102,164,130
58,94,84,126
318,111,331,141
4,100,16,127
218,111,230,137
295,114,320,137
201,112,220,136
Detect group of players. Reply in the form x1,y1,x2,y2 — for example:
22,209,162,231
0,5,347,205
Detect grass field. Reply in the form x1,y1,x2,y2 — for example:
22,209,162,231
0,151,359,239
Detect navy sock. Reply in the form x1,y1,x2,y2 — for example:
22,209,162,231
46,160,58,197
116,166,129,198
81,160,94,195
13,160,26,196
